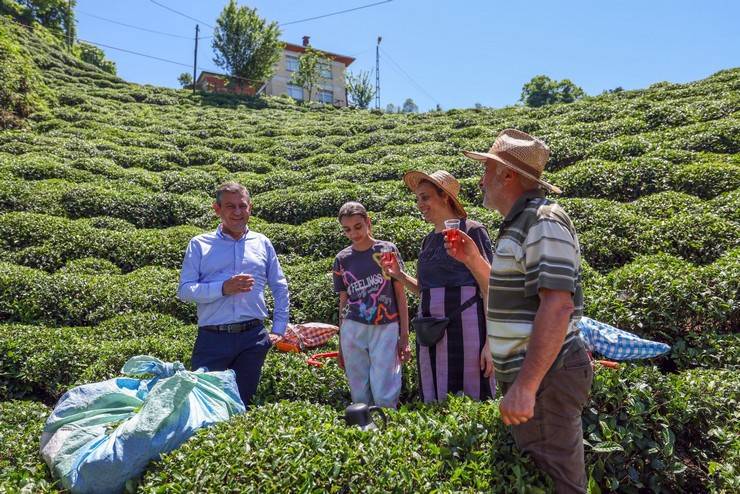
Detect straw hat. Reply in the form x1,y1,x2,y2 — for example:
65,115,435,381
403,170,467,218
463,128,561,194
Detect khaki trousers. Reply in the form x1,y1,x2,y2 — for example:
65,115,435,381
501,342,594,494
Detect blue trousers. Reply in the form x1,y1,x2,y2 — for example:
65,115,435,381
191,324,271,407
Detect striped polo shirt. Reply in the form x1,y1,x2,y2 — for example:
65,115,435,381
487,189,584,382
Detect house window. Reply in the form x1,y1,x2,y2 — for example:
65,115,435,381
286,55,299,72
287,84,304,101
318,89,333,104
319,61,332,79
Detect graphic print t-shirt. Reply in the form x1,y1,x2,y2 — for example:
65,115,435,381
332,240,405,325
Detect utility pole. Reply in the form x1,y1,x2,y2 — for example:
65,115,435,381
192,24,199,94
375,36,381,110
67,0,73,50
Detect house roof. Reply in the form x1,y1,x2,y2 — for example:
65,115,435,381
283,42,355,66
196,71,262,87
196,71,225,84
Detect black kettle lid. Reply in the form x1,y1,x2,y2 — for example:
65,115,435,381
345,403,368,413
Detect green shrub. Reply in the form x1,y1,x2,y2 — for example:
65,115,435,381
0,313,193,399
561,198,651,272
60,257,122,275
0,22,50,129
160,168,224,194
554,158,675,201
183,144,222,166
586,254,734,341
642,212,739,264
586,135,652,161
629,191,707,219
709,188,740,224
669,332,740,370
253,181,390,225
0,262,195,326
584,366,740,492
140,397,550,493
0,400,57,493
669,161,740,198
0,212,200,272
282,258,337,324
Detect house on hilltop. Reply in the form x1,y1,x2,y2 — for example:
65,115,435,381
196,36,355,106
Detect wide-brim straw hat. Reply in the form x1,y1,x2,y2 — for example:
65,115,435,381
403,170,467,218
463,128,562,194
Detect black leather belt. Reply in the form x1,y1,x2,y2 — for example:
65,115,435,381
199,319,262,333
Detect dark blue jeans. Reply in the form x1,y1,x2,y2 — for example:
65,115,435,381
191,324,271,407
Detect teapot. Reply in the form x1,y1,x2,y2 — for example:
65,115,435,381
341,403,387,431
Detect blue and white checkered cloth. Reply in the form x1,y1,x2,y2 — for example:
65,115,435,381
577,317,671,360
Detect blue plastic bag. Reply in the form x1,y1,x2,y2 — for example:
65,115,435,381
577,317,671,360
40,355,245,494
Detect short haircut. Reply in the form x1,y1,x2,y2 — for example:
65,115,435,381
337,201,368,222
215,182,250,205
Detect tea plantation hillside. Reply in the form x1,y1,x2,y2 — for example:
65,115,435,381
1,17,738,493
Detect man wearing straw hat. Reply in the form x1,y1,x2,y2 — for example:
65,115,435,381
445,129,592,493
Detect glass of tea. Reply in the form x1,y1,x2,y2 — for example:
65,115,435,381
444,219,461,246
381,245,395,264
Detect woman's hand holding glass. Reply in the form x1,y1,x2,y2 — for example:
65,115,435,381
444,229,479,266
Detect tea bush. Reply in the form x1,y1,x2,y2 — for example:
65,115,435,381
0,262,194,325
140,397,551,494
0,313,193,399
0,400,57,493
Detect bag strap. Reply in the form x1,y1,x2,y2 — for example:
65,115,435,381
446,292,481,319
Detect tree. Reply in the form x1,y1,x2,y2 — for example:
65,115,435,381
602,86,624,95
178,72,194,89
401,98,419,113
520,75,585,107
291,46,330,103
385,103,398,113
555,79,585,104
4,0,76,44
212,0,282,91
346,70,375,109
77,42,116,75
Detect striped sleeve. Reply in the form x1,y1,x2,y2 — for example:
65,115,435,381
523,217,579,297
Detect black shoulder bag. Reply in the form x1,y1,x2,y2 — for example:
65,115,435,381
411,293,480,346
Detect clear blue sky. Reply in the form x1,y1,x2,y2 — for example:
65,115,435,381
74,0,740,111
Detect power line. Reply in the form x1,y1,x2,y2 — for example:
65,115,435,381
78,38,192,68
380,47,440,106
279,0,393,27
148,0,214,29
77,10,192,40
0,15,258,86
79,38,264,85
152,1,394,40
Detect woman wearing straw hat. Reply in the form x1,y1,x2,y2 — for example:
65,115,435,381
382,170,495,403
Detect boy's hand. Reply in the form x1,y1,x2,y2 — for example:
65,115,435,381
337,348,345,370
397,336,412,363
268,333,282,345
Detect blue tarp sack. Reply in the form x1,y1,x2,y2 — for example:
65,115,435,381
40,355,245,494
577,316,671,360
